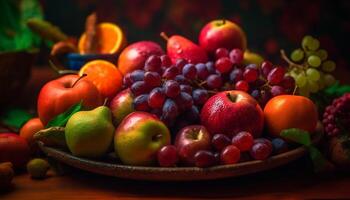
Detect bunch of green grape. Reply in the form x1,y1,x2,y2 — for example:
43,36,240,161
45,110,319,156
287,35,336,96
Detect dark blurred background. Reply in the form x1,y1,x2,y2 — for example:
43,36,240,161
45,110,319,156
40,0,349,65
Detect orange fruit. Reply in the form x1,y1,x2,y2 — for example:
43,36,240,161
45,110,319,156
78,23,126,54
19,118,44,146
79,60,123,99
264,95,318,137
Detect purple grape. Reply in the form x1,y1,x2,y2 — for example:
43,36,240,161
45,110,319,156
131,81,148,96
163,66,180,80
229,68,243,83
270,85,286,96
175,75,190,85
251,89,260,99
175,92,193,111
175,58,187,71
164,80,180,98
206,61,216,74
261,61,273,77
184,105,200,122
206,74,223,89
246,64,258,70
195,63,210,80
133,94,150,111
144,55,161,72
148,87,166,109
280,76,295,92
123,73,133,87
192,89,208,105
180,84,192,95
162,99,179,124
160,55,172,68
229,49,243,64
144,71,161,87
267,67,285,85
130,70,145,82
182,64,197,79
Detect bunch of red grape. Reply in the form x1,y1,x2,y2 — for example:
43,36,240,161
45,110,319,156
123,55,222,126
213,48,295,107
323,93,350,136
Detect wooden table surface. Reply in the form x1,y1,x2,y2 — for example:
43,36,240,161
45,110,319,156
2,66,350,199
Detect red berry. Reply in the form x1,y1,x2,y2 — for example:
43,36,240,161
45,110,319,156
231,131,254,152
215,57,233,73
220,145,241,165
194,150,216,168
235,80,249,92
157,145,179,167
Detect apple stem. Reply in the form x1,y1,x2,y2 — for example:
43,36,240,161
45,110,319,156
226,93,237,102
160,32,169,41
292,85,298,95
222,19,226,25
72,74,87,88
103,98,108,106
49,59,78,75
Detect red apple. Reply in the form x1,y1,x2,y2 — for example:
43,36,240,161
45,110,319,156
175,125,211,166
109,89,135,126
199,19,247,54
114,112,170,166
200,90,264,138
0,133,30,168
118,41,164,75
37,74,103,125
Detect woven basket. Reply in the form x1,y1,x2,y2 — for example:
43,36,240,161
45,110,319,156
0,51,37,106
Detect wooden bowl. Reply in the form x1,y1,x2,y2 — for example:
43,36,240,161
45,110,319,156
39,120,323,181
0,51,37,106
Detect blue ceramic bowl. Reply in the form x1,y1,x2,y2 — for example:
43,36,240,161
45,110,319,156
66,53,118,70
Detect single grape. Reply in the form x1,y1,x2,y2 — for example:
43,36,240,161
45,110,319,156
175,75,189,85
206,74,223,89
306,68,320,81
148,87,166,109
316,49,328,61
301,35,313,50
251,89,260,99
229,48,243,64
261,61,273,77
182,64,197,79
271,138,288,155
212,134,231,151
206,61,216,73
290,49,304,62
163,66,180,80
175,92,193,111
267,67,285,85
280,76,295,91
235,80,249,92
192,89,208,105
296,73,307,87
215,48,229,59
144,71,161,87
302,35,319,51
324,74,336,86
195,63,210,80
229,68,243,83
309,38,320,51
254,138,273,149
307,55,321,67
183,105,200,122
157,145,178,167
220,145,241,165
164,80,180,98
307,80,319,93
215,57,233,74
144,55,161,72
130,70,145,82
131,81,149,96
175,58,187,71
133,94,150,111
271,85,286,96
194,150,216,168
180,84,192,95
162,98,179,119
231,131,254,152
250,142,272,160
123,73,133,87
322,60,336,72
243,68,258,83
160,55,172,68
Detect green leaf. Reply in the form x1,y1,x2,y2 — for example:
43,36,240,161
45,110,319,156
0,108,33,129
45,101,83,128
308,146,328,172
325,82,350,97
280,128,312,146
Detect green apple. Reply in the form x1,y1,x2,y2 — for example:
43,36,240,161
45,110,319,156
114,111,170,166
